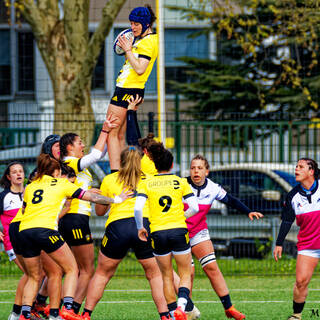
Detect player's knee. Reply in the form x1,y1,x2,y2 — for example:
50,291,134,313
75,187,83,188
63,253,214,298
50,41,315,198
295,277,309,289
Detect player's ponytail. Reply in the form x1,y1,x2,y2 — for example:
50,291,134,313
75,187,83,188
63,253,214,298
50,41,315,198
118,146,142,190
34,154,61,181
148,144,173,172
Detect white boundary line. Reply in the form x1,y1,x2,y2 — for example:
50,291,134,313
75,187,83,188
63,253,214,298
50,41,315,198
1,300,320,304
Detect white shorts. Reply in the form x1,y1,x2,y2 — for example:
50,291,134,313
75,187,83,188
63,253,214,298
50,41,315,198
6,249,16,261
298,249,320,259
190,229,210,248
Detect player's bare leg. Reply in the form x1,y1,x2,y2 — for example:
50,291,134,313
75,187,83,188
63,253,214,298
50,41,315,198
106,104,127,171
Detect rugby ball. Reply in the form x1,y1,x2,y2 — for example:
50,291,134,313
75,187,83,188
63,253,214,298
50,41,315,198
113,29,134,56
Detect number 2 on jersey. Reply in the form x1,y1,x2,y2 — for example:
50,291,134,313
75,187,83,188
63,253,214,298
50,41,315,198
159,195,172,212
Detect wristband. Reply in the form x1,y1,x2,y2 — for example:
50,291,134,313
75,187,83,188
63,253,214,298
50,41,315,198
113,195,123,204
101,129,110,134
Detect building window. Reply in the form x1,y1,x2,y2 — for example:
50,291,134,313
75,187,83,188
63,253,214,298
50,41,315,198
165,28,208,94
91,37,105,90
18,32,34,92
0,30,10,95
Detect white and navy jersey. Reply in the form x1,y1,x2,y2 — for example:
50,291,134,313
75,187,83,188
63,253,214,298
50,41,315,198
184,177,226,238
0,189,23,251
280,180,320,250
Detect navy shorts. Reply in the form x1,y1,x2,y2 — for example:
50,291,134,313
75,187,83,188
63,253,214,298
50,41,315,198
9,222,23,256
110,87,145,109
58,214,93,246
100,217,153,260
19,228,65,258
151,228,190,256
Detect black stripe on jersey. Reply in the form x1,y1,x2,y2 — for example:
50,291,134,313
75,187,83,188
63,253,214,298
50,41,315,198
72,188,83,199
77,159,82,172
138,54,151,61
183,193,194,200
137,193,148,198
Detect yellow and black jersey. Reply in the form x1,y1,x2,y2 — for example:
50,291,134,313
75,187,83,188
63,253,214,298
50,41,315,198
137,174,194,233
64,156,92,216
100,172,149,228
116,33,158,89
141,154,157,176
19,175,83,231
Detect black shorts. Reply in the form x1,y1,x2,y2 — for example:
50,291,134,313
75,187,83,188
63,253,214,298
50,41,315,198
9,222,23,256
100,217,153,260
110,86,145,109
58,214,93,246
19,228,65,258
151,228,190,256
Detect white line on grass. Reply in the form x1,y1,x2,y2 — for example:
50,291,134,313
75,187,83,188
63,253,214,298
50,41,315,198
2,300,320,304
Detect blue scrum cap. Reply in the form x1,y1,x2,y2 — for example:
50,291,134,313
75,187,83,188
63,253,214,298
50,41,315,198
129,7,151,35
43,134,60,157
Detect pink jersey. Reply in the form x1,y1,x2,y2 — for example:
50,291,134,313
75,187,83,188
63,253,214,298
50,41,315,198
284,182,320,250
0,189,23,251
184,177,226,239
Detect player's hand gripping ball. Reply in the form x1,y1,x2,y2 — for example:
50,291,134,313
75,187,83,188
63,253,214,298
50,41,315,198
113,29,134,56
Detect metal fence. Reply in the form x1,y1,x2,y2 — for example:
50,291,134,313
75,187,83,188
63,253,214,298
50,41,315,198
0,114,319,275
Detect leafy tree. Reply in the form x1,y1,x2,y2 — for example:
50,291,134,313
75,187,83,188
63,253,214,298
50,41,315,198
168,0,320,120
7,0,127,146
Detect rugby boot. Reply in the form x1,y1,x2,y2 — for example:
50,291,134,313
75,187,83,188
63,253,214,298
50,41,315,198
8,312,20,320
174,307,187,320
33,302,48,319
60,307,82,320
225,305,246,319
186,305,200,320
80,312,91,320
287,314,302,320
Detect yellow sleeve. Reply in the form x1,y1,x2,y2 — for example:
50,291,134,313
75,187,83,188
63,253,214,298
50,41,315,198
100,175,113,198
138,36,155,59
23,185,29,208
64,158,81,174
62,179,83,198
181,178,194,199
136,178,148,197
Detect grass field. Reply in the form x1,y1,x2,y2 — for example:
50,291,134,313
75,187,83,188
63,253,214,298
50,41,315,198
1,275,320,320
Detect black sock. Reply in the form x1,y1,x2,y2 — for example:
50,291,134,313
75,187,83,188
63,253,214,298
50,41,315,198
36,293,48,305
220,294,232,310
72,301,82,314
13,304,22,314
82,308,93,316
60,299,63,309
63,296,73,310
21,305,32,319
293,300,305,314
111,169,119,173
185,297,194,312
159,311,170,318
49,308,60,318
167,302,177,312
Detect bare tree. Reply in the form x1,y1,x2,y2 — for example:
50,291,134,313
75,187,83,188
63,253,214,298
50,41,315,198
15,0,127,146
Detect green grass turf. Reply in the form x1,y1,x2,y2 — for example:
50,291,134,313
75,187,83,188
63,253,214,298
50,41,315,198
1,275,320,319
